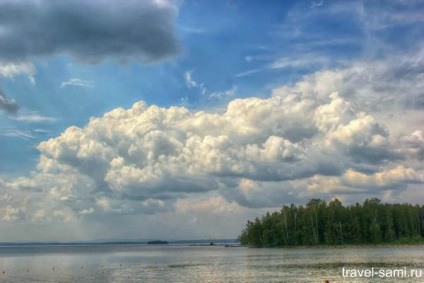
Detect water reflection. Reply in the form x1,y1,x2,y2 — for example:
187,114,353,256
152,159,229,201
0,245,422,282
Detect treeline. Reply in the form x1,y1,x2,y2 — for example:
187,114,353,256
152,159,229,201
239,198,424,247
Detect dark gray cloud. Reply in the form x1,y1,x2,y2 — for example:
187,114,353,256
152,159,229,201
0,88,18,114
0,0,179,63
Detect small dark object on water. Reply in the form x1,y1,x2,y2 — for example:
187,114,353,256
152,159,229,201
210,242,215,246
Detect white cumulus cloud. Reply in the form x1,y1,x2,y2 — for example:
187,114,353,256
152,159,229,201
1,57,424,223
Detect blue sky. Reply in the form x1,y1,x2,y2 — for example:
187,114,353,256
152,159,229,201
0,0,424,241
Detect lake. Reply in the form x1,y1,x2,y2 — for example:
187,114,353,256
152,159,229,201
0,244,423,282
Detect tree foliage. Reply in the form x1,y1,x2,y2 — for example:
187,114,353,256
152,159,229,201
239,199,424,247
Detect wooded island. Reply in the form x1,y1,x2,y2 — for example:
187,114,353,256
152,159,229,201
239,198,424,247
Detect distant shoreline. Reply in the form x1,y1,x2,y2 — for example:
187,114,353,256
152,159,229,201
249,242,424,249
1,242,424,249
0,239,240,248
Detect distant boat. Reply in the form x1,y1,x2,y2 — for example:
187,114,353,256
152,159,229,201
147,240,168,245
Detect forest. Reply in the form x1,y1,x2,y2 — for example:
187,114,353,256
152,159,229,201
239,198,424,247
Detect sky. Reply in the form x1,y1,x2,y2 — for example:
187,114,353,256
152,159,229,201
0,0,424,242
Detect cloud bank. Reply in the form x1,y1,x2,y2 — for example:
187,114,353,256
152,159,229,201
0,60,424,221
1,57,424,223
0,0,179,63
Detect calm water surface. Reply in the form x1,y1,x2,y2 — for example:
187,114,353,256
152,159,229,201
0,244,423,282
